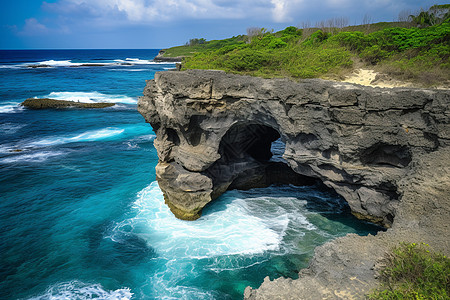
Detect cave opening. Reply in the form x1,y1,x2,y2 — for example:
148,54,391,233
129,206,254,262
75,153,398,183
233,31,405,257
212,123,317,190
218,123,280,163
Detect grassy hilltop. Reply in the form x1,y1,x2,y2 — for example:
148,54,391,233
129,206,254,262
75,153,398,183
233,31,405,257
162,5,450,87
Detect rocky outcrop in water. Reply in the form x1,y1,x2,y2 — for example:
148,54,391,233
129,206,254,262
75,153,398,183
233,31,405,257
138,70,450,298
22,98,115,109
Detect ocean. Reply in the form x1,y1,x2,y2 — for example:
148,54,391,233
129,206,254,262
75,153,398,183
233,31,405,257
0,49,381,299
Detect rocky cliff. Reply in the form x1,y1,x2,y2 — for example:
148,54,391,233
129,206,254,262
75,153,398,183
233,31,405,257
138,70,450,298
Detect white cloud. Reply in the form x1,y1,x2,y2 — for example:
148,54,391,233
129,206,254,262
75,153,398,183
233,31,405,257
271,0,289,22
33,0,436,33
18,18,49,36
43,0,253,23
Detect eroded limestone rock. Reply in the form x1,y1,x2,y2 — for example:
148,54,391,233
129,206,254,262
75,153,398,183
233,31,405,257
139,70,449,227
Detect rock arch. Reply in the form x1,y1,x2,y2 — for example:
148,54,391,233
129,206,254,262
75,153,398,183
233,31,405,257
139,70,450,228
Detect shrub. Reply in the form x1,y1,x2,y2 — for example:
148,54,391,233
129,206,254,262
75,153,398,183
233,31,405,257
268,38,288,49
360,45,391,64
367,242,450,300
303,30,329,46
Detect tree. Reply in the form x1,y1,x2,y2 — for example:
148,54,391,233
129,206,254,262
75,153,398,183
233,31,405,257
188,38,206,46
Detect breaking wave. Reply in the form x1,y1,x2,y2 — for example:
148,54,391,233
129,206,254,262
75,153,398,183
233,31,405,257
32,127,125,146
39,91,136,104
28,281,133,300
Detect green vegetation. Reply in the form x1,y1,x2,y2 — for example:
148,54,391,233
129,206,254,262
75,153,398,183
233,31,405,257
367,242,449,300
182,27,353,79
334,22,450,84
162,5,450,86
162,35,246,57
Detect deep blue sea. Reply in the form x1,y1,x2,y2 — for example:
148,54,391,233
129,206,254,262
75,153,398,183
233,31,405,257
0,50,381,299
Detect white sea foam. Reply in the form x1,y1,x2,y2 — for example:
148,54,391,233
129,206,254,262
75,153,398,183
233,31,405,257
28,281,133,300
0,151,64,164
112,182,296,259
110,68,147,72
124,134,156,149
37,60,82,67
131,134,156,142
0,145,13,154
32,127,125,146
114,58,175,65
40,91,136,104
0,104,23,114
0,123,26,134
0,64,21,69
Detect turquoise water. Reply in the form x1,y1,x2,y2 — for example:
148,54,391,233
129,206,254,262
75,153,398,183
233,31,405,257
0,50,381,299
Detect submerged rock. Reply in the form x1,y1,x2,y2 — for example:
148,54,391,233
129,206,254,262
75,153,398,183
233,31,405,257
138,70,450,299
21,98,115,109
26,64,51,68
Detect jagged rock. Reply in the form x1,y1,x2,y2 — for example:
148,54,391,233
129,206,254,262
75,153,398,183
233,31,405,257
138,70,450,299
22,98,115,109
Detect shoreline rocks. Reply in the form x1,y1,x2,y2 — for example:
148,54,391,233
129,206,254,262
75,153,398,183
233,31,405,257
21,98,115,109
153,50,184,63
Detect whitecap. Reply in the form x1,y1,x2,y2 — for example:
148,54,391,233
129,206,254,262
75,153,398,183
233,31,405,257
32,127,125,146
125,142,140,149
39,91,136,104
131,134,156,143
0,123,26,134
0,64,21,69
0,145,13,154
114,58,175,65
28,281,133,300
115,58,152,65
108,104,137,111
1,121,25,129
36,60,81,67
0,104,23,114
110,69,147,72
0,151,64,164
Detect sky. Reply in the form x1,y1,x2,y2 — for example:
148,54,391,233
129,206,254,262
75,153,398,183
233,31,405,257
0,0,448,49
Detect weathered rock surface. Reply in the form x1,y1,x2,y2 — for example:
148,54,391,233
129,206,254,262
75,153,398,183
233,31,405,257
138,70,450,298
153,50,184,63
22,98,115,109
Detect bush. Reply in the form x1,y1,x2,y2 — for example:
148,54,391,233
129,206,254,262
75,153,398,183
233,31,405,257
367,242,450,300
360,45,391,64
268,38,288,49
303,30,330,46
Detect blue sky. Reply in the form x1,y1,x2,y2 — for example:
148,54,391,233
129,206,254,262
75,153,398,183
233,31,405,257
1,0,447,49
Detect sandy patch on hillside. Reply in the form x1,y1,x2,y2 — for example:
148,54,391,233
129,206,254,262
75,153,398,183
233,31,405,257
342,69,415,88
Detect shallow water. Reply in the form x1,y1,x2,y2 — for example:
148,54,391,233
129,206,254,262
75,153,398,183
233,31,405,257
0,50,381,299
